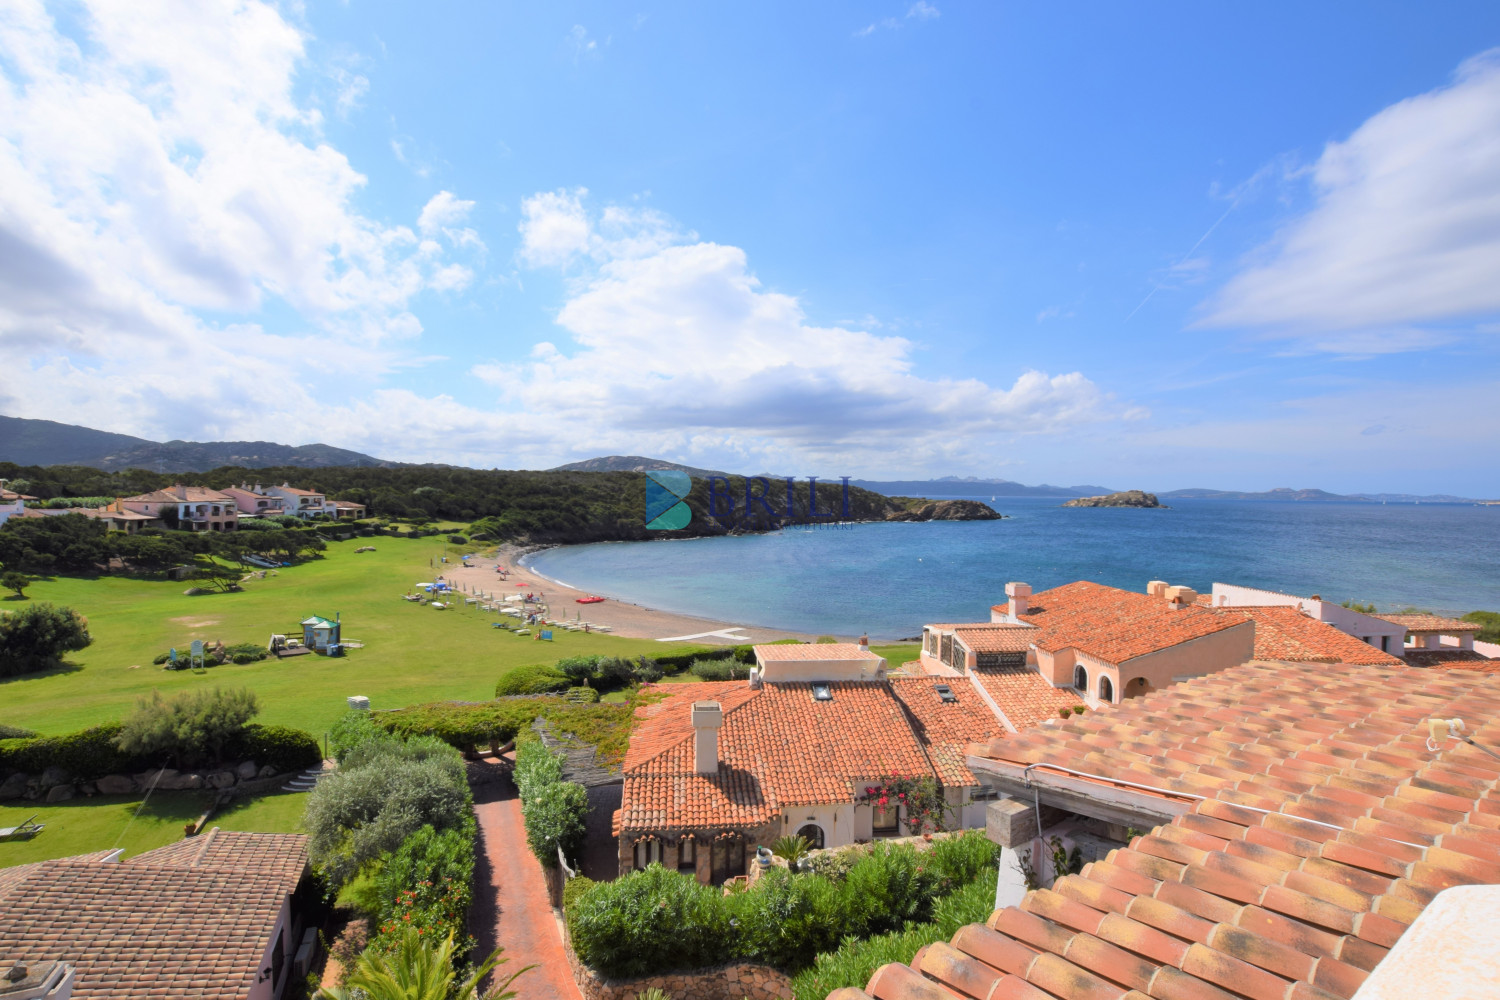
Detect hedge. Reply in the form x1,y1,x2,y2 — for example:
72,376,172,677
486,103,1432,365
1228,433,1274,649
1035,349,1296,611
568,832,999,979
514,739,588,867
494,664,571,696
0,723,154,780
375,700,542,751
0,721,320,780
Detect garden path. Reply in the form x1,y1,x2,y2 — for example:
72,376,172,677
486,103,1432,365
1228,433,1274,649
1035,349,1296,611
469,757,584,1000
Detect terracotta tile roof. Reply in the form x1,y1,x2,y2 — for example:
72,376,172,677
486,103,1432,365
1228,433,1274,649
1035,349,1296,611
272,483,323,496
833,662,1500,1000
1013,581,1247,665
1214,606,1404,666
330,499,366,508
620,679,1002,833
1374,613,1481,633
1403,649,1499,672
955,625,1037,654
753,643,884,661
0,831,308,999
119,485,234,504
969,667,1084,731
890,677,1008,786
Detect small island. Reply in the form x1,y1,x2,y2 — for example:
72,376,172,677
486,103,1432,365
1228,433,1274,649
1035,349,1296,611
885,498,1004,521
1062,490,1166,508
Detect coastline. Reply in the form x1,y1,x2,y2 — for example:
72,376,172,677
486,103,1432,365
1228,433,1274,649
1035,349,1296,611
435,542,825,645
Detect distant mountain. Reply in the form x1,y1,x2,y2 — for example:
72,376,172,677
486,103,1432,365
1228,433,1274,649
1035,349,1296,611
0,415,391,472
1160,487,1490,503
552,455,729,478
852,478,1113,498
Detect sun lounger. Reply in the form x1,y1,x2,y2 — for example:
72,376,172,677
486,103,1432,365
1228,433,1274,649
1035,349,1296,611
0,815,43,841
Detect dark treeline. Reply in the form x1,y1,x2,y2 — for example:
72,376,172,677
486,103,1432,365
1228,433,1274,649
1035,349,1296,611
0,463,906,547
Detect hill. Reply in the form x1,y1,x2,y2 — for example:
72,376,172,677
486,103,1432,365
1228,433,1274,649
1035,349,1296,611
851,478,1113,498
1160,487,1488,503
551,455,729,478
0,415,391,472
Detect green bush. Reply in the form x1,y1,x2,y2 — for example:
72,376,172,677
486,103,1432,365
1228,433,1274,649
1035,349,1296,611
522,780,588,867
329,710,381,762
729,868,843,969
930,869,999,937
447,535,468,544
513,738,564,802
688,658,742,681
0,602,92,677
554,655,601,685
1464,610,1500,644
223,723,321,774
231,652,255,664
376,700,540,750
563,875,596,913
788,921,947,1000
568,865,731,977
565,686,601,704
0,724,38,740
925,830,1000,888
839,841,943,936
152,652,171,665
115,686,260,763
304,735,470,887
222,642,268,662
0,723,154,780
374,821,476,943
494,664,571,696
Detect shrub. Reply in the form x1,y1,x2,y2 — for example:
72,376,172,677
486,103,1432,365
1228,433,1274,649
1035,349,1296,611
222,642,268,661
374,822,476,943
116,687,260,763
329,710,381,762
0,724,38,740
152,652,171,665
802,848,860,883
630,656,663,684
304,737,470,887
0,602,92,677
1,571,29,598
729,867,843,969
565,685,601,704
688,658,741,681
930,868,999,937
223,723,321,774
789,921,947,1000
494,664,571,696
522,780,588,867
554,655,601,685
772,834,812,864
513,738,564,802
0,723,154,780
562,875,596,913
447,535,468,544
231,652,254,664
925,830,1000,888
839,842,943,936
376,700,540,750
1464,610,1500,644
568,865,730,977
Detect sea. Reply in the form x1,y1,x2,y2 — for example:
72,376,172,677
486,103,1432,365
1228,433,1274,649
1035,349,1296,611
521,498,1500,640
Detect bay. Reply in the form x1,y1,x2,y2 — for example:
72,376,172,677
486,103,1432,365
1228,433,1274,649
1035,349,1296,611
522,498,1500,639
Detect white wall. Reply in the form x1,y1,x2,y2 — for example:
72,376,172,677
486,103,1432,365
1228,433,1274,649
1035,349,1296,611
0,499,23,527
780,803,857,848
1211,583,1406,655
756,657,886,682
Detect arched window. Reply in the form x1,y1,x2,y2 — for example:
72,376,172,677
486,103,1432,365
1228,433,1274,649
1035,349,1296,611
1098,675,1114,703
796,823,825,850
1073,665,1088,692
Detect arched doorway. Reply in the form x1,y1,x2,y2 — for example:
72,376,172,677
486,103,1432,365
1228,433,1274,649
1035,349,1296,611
796,823,825,850
1124,677,1152,699
1097,675,1114,703
1073,665,1088,692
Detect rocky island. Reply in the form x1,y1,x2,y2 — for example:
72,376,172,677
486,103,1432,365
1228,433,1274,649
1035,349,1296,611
1062,490,1166,508
884,498,1003,521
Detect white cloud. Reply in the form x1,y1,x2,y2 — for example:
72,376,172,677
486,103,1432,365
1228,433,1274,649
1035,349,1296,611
907,2,941,20
0,0,482,441
494,192,1119,471
568,25,598,62
1203,50,1500,336
856,3,940,37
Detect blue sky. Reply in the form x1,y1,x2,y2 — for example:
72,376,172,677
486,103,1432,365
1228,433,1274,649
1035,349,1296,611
2,2,1499,494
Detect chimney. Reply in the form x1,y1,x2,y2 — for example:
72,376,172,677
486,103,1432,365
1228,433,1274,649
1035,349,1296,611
1147,580,1168,599
1164,585,1198,609
1005,582,1031,619
858,633,869,651
692,701,723,775
2,960,76,1000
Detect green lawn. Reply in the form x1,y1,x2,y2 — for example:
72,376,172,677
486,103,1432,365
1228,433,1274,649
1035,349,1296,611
0,790,308,867
0,538,668,738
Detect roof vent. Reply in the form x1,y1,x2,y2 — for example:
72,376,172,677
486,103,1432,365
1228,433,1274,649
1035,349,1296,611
934,683,957,703
811,683,833,702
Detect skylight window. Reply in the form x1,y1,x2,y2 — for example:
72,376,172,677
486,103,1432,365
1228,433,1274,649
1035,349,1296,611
812,683,833,701
934,683,957,703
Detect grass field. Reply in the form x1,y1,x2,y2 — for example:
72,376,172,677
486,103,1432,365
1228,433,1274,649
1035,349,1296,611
0,790,308,867
0,537,666,738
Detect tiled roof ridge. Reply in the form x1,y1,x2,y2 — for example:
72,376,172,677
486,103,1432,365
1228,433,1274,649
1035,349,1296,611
625,681,761,771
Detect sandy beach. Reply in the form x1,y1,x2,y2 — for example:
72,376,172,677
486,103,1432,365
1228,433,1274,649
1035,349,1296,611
425,544,821,645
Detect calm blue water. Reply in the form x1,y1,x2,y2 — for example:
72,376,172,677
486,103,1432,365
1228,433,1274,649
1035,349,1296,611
523,499,1500,639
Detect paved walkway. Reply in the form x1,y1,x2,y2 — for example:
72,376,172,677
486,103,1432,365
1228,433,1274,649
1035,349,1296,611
470,759,583,1000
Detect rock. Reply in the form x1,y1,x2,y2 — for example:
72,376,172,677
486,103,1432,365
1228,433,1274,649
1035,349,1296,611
0,772,29,800
235,760,258,781
39,766,69,788
1062,489,1166,508
885,498,1003,522
96,774,135,795
257,764,277,778
45,784,74,802
78,782,97,796
160,772,204,791
141,768,179,788
207,771,237,789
